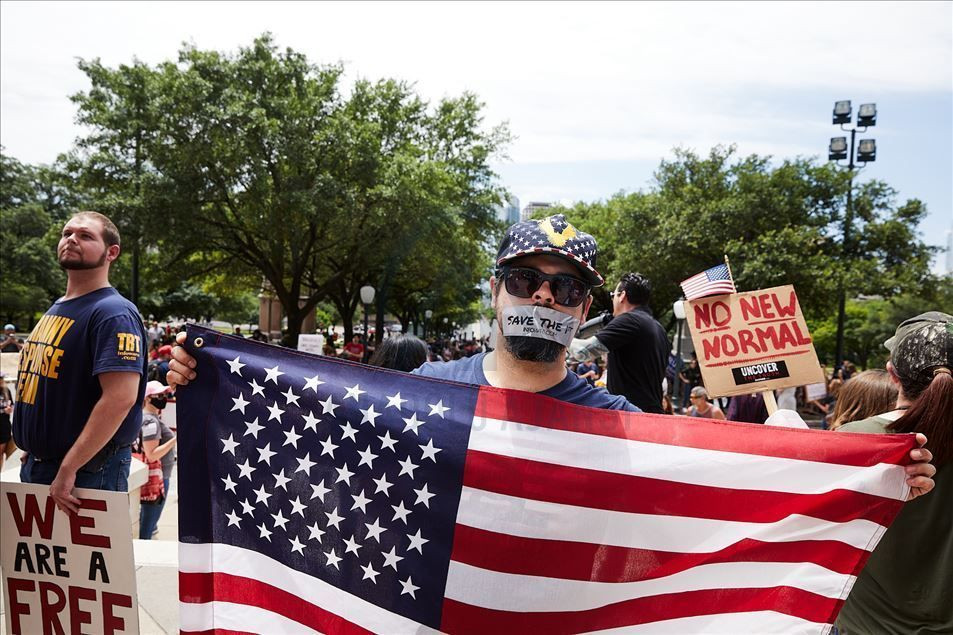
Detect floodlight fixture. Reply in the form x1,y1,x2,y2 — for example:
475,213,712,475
829,137,848,161
826,99,880,375
832,100,852,125
857,103,877,127
857,139,876,162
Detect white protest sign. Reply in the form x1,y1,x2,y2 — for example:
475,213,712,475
297,334,325,355
806,382,828,401
1,483,139,635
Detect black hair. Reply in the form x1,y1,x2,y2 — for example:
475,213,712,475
617,272,652,306
368,335,429,372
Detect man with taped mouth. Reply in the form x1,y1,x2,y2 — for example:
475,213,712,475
167,214,637,412
164,215,938,499
411,214,638,411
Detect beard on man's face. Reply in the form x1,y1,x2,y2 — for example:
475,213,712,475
493,283,575,363
502,335,565,363
58,248,107,271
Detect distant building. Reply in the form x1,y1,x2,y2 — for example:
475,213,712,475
520,201,552,221
497,195,520,225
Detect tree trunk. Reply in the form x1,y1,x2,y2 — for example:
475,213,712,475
131,238,140,308
282,306,304,348
341,310,354,342
375,286,387,345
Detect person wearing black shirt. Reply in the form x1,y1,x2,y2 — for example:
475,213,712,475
570,273,670,413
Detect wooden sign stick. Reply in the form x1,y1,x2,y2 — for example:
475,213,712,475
724,254,735,284
762,389,779,416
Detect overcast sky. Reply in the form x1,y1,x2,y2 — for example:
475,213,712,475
2,1,951,271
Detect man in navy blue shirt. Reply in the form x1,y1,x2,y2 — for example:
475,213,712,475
14,211,147,514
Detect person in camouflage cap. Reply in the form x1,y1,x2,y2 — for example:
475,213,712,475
835,311,950,635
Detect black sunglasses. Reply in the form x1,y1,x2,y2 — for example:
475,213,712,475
497,266,591,307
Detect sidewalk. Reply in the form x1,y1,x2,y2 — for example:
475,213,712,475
133,470,180,634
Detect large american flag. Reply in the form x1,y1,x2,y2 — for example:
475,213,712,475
680,263,737,300
176,326,913,634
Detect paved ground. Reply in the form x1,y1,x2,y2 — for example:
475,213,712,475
133,471,180,634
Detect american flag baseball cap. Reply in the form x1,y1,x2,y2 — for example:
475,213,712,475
495,214,604,287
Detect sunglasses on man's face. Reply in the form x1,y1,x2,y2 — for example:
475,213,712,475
497,266,591,307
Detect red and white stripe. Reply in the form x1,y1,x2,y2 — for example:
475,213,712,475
179,542,439,635
178,388,912,634
680,271,736,300
440,389,912,634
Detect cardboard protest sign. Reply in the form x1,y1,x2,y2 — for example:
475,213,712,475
1,483,138,635
685,285,825,398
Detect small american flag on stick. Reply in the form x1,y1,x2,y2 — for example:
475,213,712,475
680,260,737,300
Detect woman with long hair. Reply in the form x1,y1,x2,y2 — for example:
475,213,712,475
0,374,15,471
835,312,951,634
828,369,898,430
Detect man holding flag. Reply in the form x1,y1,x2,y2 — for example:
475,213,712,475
166,218,937,634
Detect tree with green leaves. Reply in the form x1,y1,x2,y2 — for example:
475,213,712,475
546,146,936,356
809,276,953,369
0,151,69,326
69,58,167,307
68,35,508,344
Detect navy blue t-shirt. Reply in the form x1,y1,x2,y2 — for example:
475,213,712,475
413,352,640,412
13,287,147,459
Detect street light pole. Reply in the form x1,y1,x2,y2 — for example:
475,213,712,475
360,285,375,363
672,299,686,412
834,128,857,374
828,100,876,372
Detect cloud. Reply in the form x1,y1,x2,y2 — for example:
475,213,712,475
1,1,949,222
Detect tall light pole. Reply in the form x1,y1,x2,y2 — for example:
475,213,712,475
828,100,877,371
672,299,687,411
360,285,375,363
424,309,433,339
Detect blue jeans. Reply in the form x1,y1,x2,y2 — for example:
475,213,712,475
139,477,170,539
20,444,132,492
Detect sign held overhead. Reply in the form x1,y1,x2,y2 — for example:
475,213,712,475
685,285,825,398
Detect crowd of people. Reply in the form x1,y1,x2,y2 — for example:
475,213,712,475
3,209,949,632
656,351,908,429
